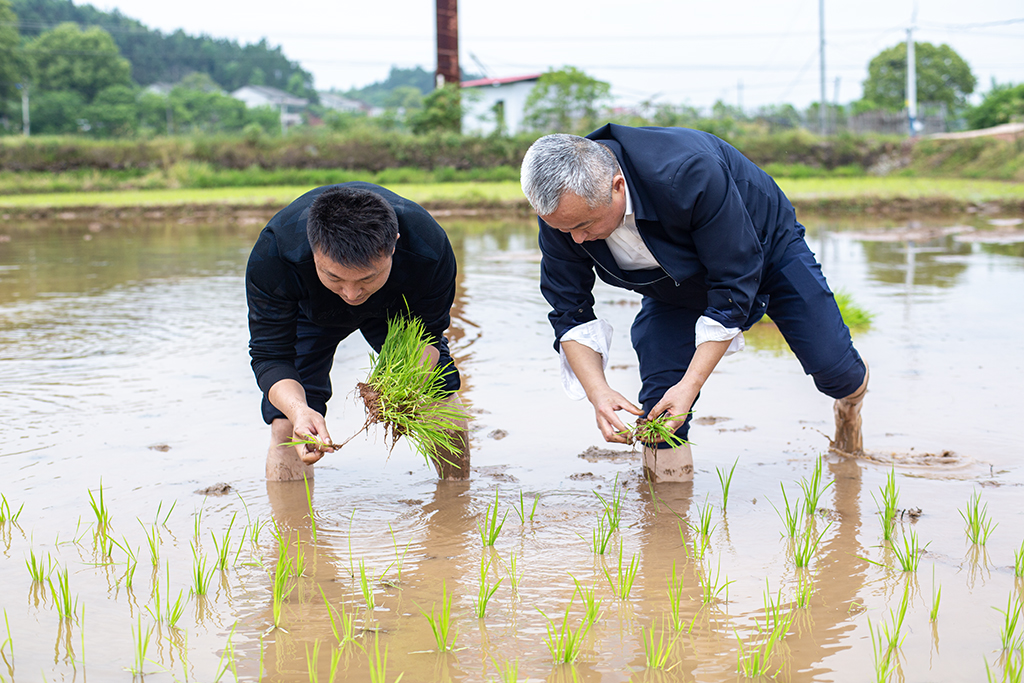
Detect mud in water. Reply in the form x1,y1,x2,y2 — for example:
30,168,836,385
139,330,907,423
0,213,1023,681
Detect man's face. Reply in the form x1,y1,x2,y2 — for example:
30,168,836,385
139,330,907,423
539,174,627,244
313,246,394,306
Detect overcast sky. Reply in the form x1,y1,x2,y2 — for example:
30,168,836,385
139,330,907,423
84,0,1023,110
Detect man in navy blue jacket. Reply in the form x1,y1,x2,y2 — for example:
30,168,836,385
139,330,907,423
521,125,868,482
246,183,469,481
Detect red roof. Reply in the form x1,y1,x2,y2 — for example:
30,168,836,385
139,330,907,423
461,74,544,88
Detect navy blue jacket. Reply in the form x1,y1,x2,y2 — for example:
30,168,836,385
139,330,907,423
539,124,800,347
246,182,457,395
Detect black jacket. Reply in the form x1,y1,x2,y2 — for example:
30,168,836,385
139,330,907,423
246,182,457,394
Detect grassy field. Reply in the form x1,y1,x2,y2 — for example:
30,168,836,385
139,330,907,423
0,177,1021,211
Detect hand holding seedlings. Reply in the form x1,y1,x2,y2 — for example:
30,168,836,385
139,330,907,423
279,406,338,464
560,340,642,443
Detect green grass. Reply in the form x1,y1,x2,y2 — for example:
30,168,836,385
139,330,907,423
0,494,23,526
474,555,503,619
873,468,900,543
421,582,457,651
890,529,925,573
995,593,1024,651
776,176,1024,201
869,584,910,683
771,484,804,538
1015,539,1024,578
798,455,833,518
716,458,739,513
960,491,997,545
642,620,677,670
538,599,592,664
667,562,687,631
793,523,831,568
320,587,357,648
478,489,508,547
593,476,624,532
590,512,614,555
363,633,402,683
128,614,154,676
603,544,641,601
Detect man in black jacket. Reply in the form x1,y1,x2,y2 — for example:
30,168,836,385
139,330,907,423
246,183,469,481
521,126,868,482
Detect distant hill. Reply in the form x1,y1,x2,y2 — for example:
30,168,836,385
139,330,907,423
11,0,313,93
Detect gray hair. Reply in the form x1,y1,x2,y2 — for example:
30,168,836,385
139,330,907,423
520,134,620,215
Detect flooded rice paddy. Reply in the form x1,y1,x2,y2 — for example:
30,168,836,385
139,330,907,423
1,211,1023,682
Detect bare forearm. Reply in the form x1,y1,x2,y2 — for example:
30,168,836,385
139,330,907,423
561,339,612,401
267,379,312,423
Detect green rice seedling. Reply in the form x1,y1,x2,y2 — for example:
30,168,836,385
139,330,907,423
929,566,941,622
869,583,910,682
0,494,23,526
303,475,318,544
492,658,519,683
872,468,899,543
478,488,508,547
48,566,77,620
26,549,50,583
735,609,794,678
985,649,1024,683
193,505,204,543
508,552,522,596
691,495,716,541
213,622,239,683
271,555,296,630
328,646,344,682
364,632,402,683
191,548,214,596
380,524,412,585
591,512,614,555
320,587,357,647
512,490,541,524
619,413,689,449
421,582,458,651
538,600,592,664
770,484,804,538
890,529,925,572
1,609,13,664
1013,539,1024,578
356,558,376,611
960,491,997,545
642,620,676,670
603,544,640,601
794,572,814,609
304,639,321,683
680,522,710,562
475,554,503,619
995,593,1024,651
570,575,603,627
211,513,237,572
798,454,833,518
128,613,153,676
357,314,470,468
699,559,733,606
716,458,739,513
793,523,831,568
593,475,624,532
139,519,161,566
667,562,686,630
154,500,176,527
163,564,187,629
117,540,138,591
87,482,111,536
294,532,307,577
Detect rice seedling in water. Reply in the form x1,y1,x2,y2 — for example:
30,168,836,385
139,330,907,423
421,582,458,651
570,575,603,627
508,551,522,596
770,484,804,538
302,475,318,544
699,559,733,606
116,540,138,590
0,494,23,526
139,519,161,566
475,554,503,618
211,513,237,572
192,505,204,543
642,620,677,670
214,622,238,683
667,562,687,631
358,559,375,611
960,491,997,545
492,658,519,683
890,528,925,572
478,488,508,547
512,490,540,524
48,566,78,620
995,593,1024,651
304,639,321,683
154,500,176,527
87,481,111,536
691,495,716,541
794,572,814,609
364,632,402,683
603,544,640,601
381,524,411,585
128,613,153,676
872,468,899,543
929,566,941,622
26,549,50,583
191,548,214,596
594,475,624,532
736,584,794,678
680,522,710,562
320,587,357,647
162,563,187,628
798,454,833,518
986,648,1024,683
328,646,344,683
538,599,592,664
1,609,12,665
294,532,308,577
716,458,739,513
1015,539,1024,578
793,523,831,568
591,512,614,555
869,583,910,682
271,555,296,631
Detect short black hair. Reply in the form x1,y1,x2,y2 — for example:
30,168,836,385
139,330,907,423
306,187,399,268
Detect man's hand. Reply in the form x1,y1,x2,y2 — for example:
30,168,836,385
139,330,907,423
647,382,699,438
289,407,335,464
590,387,644,443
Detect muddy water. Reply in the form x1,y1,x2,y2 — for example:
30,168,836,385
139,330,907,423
1,214,1023,682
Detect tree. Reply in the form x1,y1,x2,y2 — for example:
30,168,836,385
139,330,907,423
25,23,133,102
966,80,1024,130
408,84,461,134
860,41,976,113
523,66,611,133
28,89,86,134
0,0,23,107
85,84,138,137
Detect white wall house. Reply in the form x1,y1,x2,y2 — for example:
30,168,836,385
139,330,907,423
231,85,309,132
461,74,541,135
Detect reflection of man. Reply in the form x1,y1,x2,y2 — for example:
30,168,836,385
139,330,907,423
521,125,868,482
246,183,469,482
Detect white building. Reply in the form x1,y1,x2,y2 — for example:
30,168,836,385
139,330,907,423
231,85,309,131
461,74,541,135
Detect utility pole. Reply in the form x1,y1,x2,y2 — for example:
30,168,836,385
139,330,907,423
17,83,29,136
906,11,919,136
818,0,827,135
435,0,459,88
